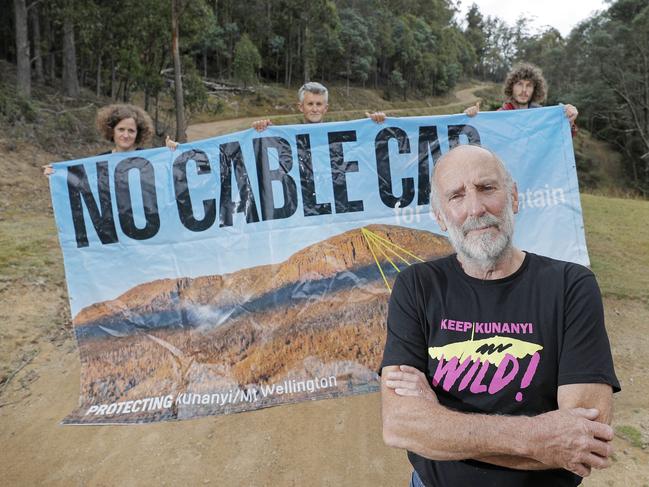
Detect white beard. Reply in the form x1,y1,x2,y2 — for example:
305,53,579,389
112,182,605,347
444,203,515,268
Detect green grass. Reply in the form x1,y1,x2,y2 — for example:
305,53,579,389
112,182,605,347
582,194,649,302
615,425,645,448
573,131,630,196
0,214,63,284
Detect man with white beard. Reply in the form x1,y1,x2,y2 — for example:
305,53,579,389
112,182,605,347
379,145,619,487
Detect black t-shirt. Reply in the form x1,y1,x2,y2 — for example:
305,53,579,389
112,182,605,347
381,252,620,487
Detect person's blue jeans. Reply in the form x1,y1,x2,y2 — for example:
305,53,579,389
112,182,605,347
409,470,426,487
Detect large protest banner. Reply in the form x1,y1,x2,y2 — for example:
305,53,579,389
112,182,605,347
49,106,586,424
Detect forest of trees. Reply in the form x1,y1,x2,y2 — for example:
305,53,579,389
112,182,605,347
1,0,648,194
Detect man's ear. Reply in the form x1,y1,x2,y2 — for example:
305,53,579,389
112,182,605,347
511,182,519,214
434,209,447,231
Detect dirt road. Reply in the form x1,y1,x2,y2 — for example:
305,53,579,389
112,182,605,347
187,84,484,140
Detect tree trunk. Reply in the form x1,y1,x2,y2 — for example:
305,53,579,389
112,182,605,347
110,56,117,99
172,0,187,142
297,27,303,82
154,94,160,136
123,79,130,102
373,60,378,90
49,52,56,85
303,26,309,83
287,53,293,87
115,78,123,101
30,3,44,83
43,14,55,85
14,0,31,97
62,12,80,97
346,60,350,97
96,55,102,97
284,38,289,86
286,32,293,88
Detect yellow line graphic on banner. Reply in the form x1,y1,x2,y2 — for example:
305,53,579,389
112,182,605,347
361,227,426,292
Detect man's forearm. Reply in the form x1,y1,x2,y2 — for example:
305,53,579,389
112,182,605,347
475,455,549,470
477,384,615,470
384,400,539,461
381,366,614,475
381,374,537,461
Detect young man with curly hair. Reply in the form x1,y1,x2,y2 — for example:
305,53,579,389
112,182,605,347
464,63,578,135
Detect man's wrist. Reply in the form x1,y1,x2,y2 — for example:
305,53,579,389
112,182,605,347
503,414,537,458
455,412,538,459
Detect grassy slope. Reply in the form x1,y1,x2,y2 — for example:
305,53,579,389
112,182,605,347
582,194,649,302
0,140,68,385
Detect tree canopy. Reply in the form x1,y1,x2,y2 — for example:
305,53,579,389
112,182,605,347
1,0,647,194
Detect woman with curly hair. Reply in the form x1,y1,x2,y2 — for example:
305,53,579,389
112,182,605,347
44,103,177,174
464,63,578,135
96,103,159,154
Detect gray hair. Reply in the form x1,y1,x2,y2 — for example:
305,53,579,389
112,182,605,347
298,82,328,103
430,144,514,213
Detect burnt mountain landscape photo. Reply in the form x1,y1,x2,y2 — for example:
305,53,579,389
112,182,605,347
67,224,452,423
74,224,451,334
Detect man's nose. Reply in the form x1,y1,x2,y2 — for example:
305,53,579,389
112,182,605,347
466,191,486,217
